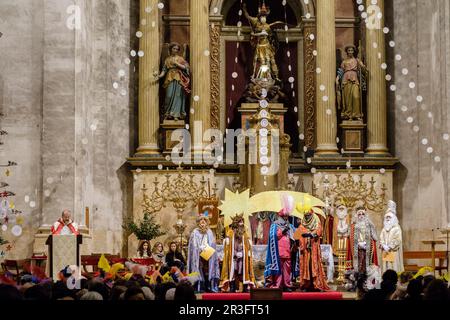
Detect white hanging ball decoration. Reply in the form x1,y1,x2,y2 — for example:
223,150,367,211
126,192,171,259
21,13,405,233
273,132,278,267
203,50,210,56
311,168,317,174
303,146,308,152
402,68,409,75
428,112,433,119
434,156,441,163
307,158,312,164
361,12,368,19
130,50,137,57
406,117,414,123
409,82,416,89
323,96,330,103
383,27,390,34
118,69,126,77
24,195,30,203
326,108,332,115
185,124,190,130
232,72,238,79
136,31,143,38
396,95,402,101
120,89,127,96
390,85,397,91
443,133,450,140
30,201,36,208
299,134,305,140
401,105,408,112
395,54,402,61
416,95,423,102
413,126,420,132
389,41,395,47
421,138,428,145
190,108,195,114
138,51,145,57
380,168,386,174
358,5,365,11
193,95,200,102
44,190,51,197
145,6,152,13
316,67,322,74
282,0,287,6
136,168,142,173
81,138,88,145
124,58,131,65
381,63,387,70
320,85,326,91
427,147,433,154
288,77,295,83
385,74,392,81
313,50,318,56
306,13,311,19
165,155,171,161
309,34,315,41
113,82,119,89
12,225,22,237
373,42,378,49
157,2,164,9
213,7,219,14
158,164,163,170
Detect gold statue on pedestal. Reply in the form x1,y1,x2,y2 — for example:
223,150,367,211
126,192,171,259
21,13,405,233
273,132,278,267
243,1,284,83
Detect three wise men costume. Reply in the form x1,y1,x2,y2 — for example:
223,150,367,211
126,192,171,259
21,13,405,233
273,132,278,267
346,205,379,274
264,194,299,291
296,204,330,292
218,189,256,292
187,212,220,292
380,200,404,273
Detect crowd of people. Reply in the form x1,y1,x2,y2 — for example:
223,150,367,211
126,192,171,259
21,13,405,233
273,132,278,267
0,271,197,301
357,269,450,301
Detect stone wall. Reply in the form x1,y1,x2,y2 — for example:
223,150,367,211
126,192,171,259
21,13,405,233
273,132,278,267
391,0,450,250
0,0,134,259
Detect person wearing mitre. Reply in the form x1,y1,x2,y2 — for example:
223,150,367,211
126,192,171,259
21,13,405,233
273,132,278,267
264,194,298,292
51,209,79,235
380,200,404,273
346,205,378,275
220,214,256,293
187,212,220,292
297,206,330,292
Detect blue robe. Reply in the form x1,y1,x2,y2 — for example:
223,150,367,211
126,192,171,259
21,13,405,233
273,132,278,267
187,228,220,282
264,220,299,280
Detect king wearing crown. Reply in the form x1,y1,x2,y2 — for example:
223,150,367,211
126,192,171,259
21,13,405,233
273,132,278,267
187,211,220,292
220,213,256,292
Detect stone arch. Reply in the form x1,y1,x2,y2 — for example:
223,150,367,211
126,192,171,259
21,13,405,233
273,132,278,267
209,0,316,24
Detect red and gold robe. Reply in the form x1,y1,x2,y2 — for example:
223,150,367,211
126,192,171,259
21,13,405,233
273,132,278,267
346,223,378,272
297,219,330,291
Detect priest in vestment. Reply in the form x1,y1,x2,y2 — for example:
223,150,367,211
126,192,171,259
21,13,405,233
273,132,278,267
264,195,298,291
380,200,404,273
346,206,378,274
187,213,220,292
220,214,256,292
51,209,79,235
297,207,330,291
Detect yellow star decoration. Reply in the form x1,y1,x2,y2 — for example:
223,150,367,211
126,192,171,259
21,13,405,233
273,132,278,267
218,189,253,230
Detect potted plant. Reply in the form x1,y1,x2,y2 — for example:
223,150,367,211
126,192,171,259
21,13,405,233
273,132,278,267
123,211,166,243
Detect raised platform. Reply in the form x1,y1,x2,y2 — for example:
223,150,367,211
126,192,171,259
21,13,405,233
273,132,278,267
201,292,343,301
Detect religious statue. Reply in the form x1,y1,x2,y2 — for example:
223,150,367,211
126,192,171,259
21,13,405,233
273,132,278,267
243,2,283,83
220,214,256,292
51,209,79,235
346,205,379,275
187,213,220,292
297,206,330,292
155,42,190,121
380,200,404,273
336,45,368,121
264,194,298,291
136,240,151,258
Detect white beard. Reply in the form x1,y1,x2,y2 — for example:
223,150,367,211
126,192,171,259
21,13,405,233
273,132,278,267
383,220,395,232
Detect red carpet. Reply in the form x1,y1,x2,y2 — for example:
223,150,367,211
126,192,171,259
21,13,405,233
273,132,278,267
201,292,343,300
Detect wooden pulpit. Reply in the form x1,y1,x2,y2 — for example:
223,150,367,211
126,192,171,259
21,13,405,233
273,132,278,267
422,240,445,273
46,235,83,280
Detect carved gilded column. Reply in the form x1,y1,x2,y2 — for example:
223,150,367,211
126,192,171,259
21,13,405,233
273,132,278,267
136,0,160,155
210,23,221,130
315,0,338,155
365,0,389,155
190,0,211,151
303,23,316,149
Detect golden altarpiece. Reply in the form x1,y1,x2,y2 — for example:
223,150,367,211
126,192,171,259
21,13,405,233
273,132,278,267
126,0,397,259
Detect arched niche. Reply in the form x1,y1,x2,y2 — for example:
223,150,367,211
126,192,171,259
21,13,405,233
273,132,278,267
210,0,316,24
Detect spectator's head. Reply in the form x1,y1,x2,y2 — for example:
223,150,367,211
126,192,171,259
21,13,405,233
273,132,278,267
75,289,88,300
88,280,110,300
20,274,33,285
406,279,423,299
110,285,127,301
399,272,413,285
154,282,177,300
141,286,155,300
124,286,145,301
24,284,51,300
80,291,103,300
381,269,398,293
165,288,176,300
174,281,197,301
53,281,74,300
422,275,435,290
424,279,450,301
0,284,24,301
